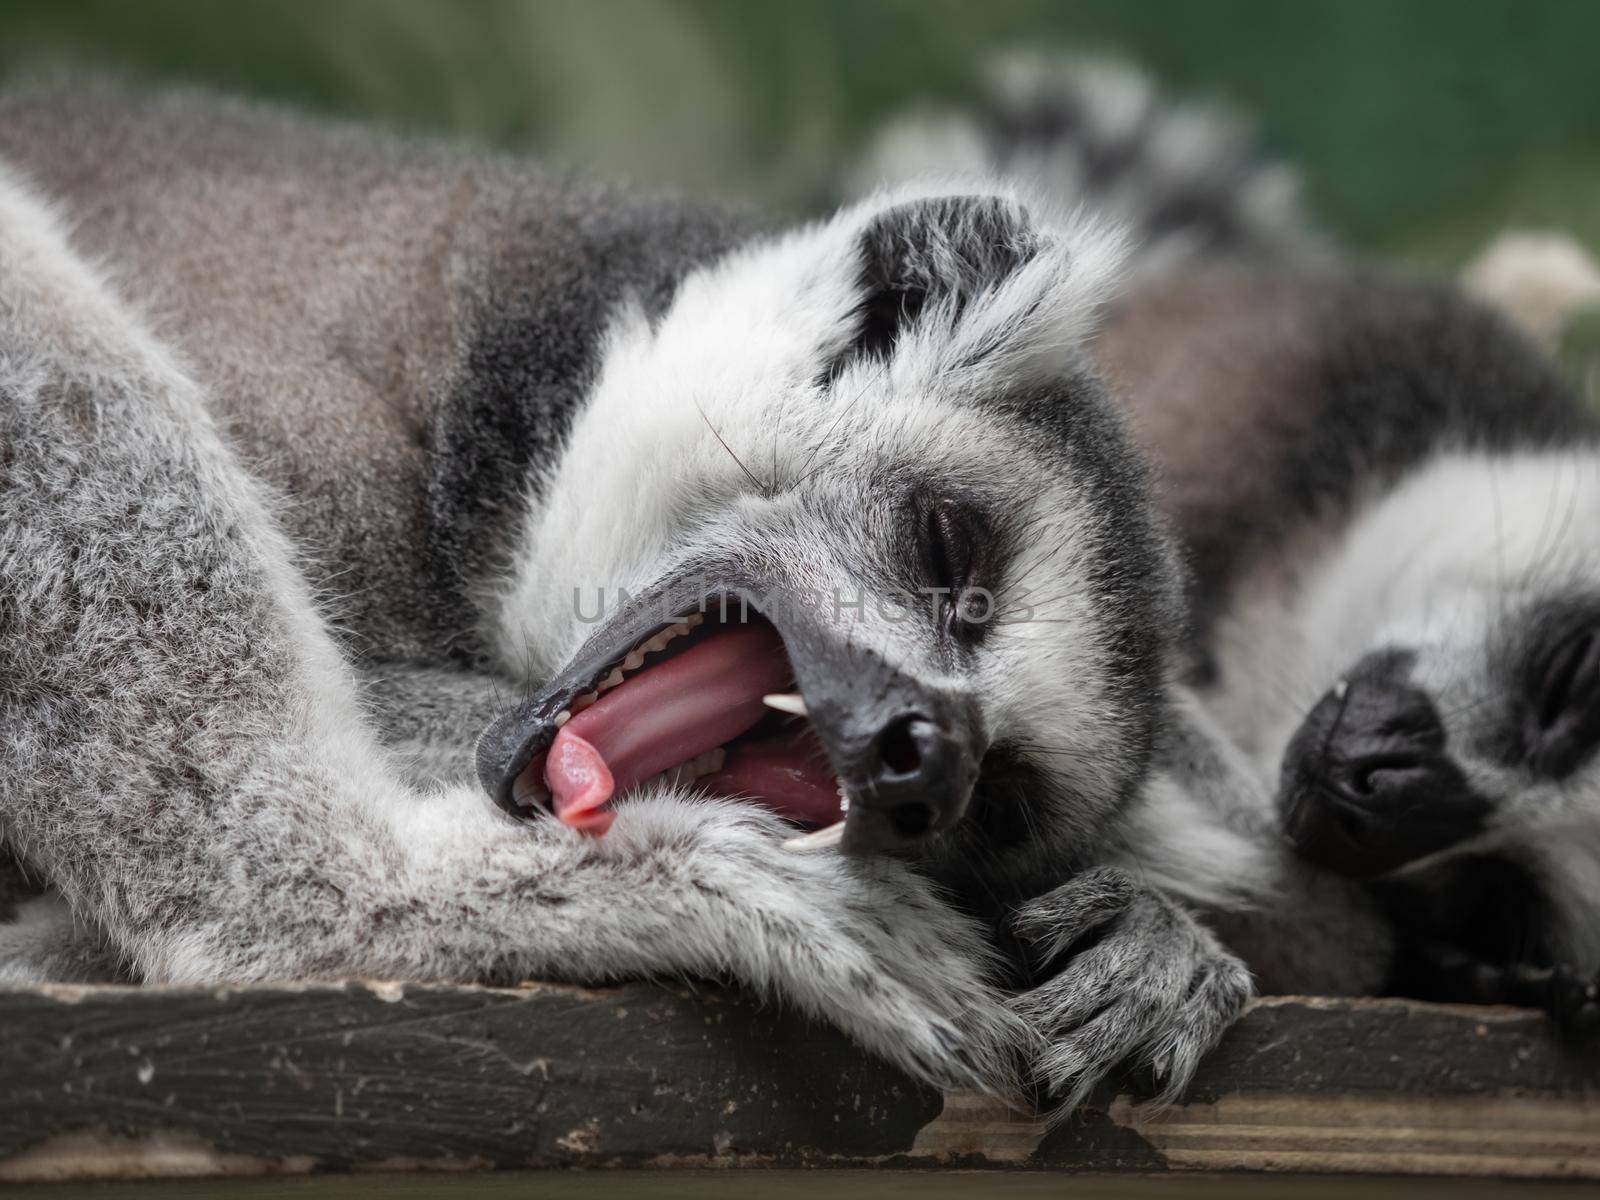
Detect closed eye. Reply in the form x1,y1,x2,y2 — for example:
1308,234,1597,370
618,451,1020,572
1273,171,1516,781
1527,625,1600,776
919,497,998,644
926,501,970,597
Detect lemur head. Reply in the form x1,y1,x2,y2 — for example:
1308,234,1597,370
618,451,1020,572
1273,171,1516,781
1271,452,1600,966
477,185,1180,875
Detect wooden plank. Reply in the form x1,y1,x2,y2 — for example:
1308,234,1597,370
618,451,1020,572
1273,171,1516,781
0,984,1596,1183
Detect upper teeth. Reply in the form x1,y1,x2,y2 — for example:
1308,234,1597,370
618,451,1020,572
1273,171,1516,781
556,614,707,724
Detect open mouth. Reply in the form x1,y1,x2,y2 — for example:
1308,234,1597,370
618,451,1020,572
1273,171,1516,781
503,606,848,841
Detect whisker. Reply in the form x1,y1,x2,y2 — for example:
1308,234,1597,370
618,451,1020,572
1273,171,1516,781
693,397,771,497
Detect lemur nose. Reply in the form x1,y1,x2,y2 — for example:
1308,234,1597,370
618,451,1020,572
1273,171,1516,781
839,706,983,855
1323,678,1449,805
870,715,947,837
1277,649,1491,878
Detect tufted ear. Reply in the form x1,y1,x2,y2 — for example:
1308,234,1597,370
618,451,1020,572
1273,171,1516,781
826,195,1041,379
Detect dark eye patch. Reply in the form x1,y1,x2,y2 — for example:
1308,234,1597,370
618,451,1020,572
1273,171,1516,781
910,492,1006,645
1513,595,1600,777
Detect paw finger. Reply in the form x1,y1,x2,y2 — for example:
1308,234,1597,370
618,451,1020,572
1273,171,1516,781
1033,993,1163,1115
1144,955,1253,1101
1010,866,1135,964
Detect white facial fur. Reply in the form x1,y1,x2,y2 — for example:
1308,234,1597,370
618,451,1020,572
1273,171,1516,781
488,180,1162,840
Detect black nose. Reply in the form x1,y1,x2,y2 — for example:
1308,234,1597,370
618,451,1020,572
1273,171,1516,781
833,703,983,855
1278,650,1490,878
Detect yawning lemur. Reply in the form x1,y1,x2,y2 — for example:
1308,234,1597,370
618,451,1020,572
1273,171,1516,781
0,76,1275,1111
865,54,1600,1023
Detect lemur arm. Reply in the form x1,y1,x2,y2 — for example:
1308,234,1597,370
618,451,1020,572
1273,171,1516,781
0,168,1027,1097
992,694,1280,1113
1127,688,1399,998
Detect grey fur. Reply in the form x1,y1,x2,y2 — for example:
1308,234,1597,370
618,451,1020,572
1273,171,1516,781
1009,867,1250,1109
0,75,1262,1113
926,55,1600,1005
0,114,1026,1093
0,78,757,666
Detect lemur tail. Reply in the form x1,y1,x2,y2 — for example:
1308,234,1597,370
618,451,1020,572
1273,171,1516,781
844,54,1326,279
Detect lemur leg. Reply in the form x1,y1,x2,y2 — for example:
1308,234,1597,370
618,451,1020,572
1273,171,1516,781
0,169,1027,1094
1131,690,1397,996
0,894,125,983
1000,689,1380,1115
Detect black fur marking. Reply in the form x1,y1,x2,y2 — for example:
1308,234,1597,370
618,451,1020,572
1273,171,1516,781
975,63,1310,269
1278,649,1494,878
991,371,1180,760
1160,271,1599,657
1493,592,1600,778
427,195,761,663
824,196,1040,382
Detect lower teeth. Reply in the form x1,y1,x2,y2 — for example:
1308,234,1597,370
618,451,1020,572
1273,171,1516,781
648,746,727,792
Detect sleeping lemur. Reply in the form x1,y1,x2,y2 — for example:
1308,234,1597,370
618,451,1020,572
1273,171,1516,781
1103,267,1600,1026
865,54,1600,1024
0,76,1285,1114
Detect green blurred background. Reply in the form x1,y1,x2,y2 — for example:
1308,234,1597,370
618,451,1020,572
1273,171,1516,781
3,0,1599,266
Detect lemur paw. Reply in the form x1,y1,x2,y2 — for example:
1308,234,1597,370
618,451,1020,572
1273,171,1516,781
1550,963,1600,1034
1005,866,1251,1117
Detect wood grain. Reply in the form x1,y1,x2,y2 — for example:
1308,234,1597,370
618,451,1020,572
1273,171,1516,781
1,984,1596,1183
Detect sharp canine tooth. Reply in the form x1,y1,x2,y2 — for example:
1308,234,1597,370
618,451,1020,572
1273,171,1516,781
783,821,845,852
554,710,571,728
762,692,809,717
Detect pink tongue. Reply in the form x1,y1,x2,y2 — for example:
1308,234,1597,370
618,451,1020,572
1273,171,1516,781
544,621,794,832
543,733,616,836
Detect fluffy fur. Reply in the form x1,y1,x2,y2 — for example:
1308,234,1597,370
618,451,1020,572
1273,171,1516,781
909,55,1600,1010
1103,260,1600,1000
0,77,1260,1113
845,53,1325,280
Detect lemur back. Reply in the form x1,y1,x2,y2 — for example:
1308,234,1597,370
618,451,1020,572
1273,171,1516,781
1096,267,1597,682
0,79,755,663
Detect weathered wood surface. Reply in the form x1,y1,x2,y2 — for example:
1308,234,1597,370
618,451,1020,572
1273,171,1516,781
0,982,1596,1184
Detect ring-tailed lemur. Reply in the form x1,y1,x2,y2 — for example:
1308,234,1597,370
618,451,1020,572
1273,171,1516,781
1102,267,1600,1026
0,77,1267,1112
865,54,1600,1025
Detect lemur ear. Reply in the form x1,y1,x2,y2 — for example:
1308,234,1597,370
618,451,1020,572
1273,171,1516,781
827,195,1040,379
